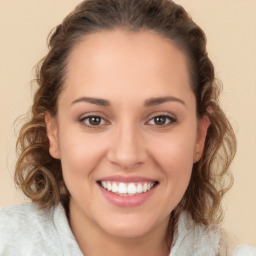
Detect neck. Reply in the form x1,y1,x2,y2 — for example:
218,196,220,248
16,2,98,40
68,200,171,256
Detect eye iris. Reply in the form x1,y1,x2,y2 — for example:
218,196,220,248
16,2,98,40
154,116,166,125
89,116,101,125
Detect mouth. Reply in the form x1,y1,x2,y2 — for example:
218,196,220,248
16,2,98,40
97,180,159,197
97,176,159,207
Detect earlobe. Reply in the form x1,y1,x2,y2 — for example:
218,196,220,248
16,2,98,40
45,112,60,159
194,115,210,163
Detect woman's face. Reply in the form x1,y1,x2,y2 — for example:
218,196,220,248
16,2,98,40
46,29,208,239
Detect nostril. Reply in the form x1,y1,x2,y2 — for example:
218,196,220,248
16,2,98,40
106,127,149,170
107,145,148,170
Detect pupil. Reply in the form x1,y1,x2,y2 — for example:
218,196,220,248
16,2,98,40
155,116,166,125
89,117,101,125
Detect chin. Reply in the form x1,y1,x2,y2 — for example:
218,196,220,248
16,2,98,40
98,213,166,239
105,224,152,239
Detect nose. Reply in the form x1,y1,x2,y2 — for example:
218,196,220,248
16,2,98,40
107,122,148,170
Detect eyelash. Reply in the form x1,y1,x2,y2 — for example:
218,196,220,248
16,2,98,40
146,115,176,127
79,114,176,128
79,115,109,128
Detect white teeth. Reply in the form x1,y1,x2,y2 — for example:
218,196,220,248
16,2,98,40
107,181,112,191
118,183,127,194
100,181,156,196
127,183,136,195
102,181,107,189
136,183,143,194
112,182,118,193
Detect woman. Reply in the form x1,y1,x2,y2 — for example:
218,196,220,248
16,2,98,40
0,0,255,255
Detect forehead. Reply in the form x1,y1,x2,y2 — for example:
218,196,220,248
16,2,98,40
62,29,192,103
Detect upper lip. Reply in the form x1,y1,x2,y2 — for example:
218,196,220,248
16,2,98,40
97,175,158,183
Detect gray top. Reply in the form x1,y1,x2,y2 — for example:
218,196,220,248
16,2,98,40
0,203,82,256
0,203,255,256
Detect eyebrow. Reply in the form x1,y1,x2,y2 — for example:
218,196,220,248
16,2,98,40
71,97,110,107
144,96,186,107
71,96,186,107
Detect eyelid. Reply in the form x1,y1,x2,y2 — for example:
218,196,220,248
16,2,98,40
145,111,177,120
78,111,177,128
79,113,111,128
145,112,177,126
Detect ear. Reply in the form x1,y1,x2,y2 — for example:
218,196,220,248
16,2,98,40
193,115,210,163
45,112,60,159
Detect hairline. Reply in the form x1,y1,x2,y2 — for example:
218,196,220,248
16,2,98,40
55,26,196,114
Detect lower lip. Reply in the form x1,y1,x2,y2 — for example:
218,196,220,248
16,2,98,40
98,184,157,207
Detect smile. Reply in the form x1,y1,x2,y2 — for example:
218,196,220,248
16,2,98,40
98,181,158,196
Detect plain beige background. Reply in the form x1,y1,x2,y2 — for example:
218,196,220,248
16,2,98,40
0,0,255,247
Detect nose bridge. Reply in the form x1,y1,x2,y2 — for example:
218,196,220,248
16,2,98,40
107,119,147,169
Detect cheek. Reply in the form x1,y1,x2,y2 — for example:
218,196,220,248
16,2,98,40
57,132,109,206
150,128,196,170
147,126,197,199
153,140,194,210
58,129,107,178
157,139,194,189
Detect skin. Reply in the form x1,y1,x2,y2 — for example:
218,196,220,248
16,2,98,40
45,29,209,256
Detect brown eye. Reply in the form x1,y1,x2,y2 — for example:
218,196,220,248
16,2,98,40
88,116,101,125
81,116,108,127
154,116,167,125
147,115,176,126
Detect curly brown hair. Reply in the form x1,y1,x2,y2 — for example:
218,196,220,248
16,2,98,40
14,0,236,242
